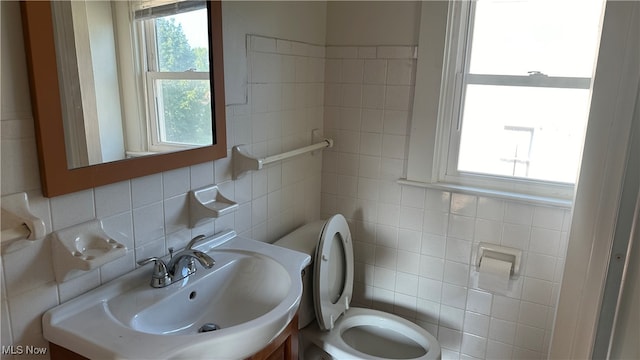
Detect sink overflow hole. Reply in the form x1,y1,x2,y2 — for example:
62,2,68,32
189,291,197,300
198,323,220,333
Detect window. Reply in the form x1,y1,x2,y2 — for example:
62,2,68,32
425,0,605,199
135,1,212,152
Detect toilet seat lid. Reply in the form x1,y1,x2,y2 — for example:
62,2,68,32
313,214,354,331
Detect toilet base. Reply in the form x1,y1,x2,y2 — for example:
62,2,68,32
300,338,333,360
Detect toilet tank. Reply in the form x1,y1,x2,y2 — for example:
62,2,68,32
273,220,325,329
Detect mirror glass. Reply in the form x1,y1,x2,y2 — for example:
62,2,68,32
21,0,227,197
50,0,214,169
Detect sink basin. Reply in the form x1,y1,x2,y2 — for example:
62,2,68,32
108,250,291,335
42,231,311,359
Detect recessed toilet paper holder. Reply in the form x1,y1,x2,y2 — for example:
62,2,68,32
476,242,522,277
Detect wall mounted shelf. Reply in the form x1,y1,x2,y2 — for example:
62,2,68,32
52,219,126,282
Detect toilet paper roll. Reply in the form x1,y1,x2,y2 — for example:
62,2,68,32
478,257,512,292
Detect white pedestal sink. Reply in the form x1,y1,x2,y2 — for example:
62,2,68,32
42,231,311,360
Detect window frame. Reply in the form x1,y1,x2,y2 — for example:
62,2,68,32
137,7,211,153
405,0,600,203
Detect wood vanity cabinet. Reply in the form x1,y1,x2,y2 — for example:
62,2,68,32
246,314,298,360
48,315,299,360
49,343,86,360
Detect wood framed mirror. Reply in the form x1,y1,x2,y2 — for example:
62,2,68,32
20,0,226,197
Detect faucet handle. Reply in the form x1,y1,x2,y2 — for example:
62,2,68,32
137,256,164,267
191,250,215,269
186,234,207,250
137,257,171,288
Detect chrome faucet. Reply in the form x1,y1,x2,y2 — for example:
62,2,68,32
137,235,215,288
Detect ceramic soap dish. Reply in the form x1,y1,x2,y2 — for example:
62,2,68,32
189,185,238,228
52,219,126,282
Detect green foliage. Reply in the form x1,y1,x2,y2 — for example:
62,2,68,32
154,15,212,145
193,47,209,72
160,80,212,145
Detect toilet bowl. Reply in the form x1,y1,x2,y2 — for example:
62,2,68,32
302,307,440,360
274,214,441,360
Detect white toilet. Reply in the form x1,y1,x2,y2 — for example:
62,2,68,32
274,214,441,360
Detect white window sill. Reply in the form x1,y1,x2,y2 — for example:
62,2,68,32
125,151,159,158
398,178,573,209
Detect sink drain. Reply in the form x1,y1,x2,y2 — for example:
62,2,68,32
198,323,221,333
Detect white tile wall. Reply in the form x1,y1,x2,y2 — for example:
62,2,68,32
1,9,572,356
0,33,323,358
320,45,571,360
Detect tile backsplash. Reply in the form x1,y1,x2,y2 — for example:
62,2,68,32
1,7,571,357
1,32,324,358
